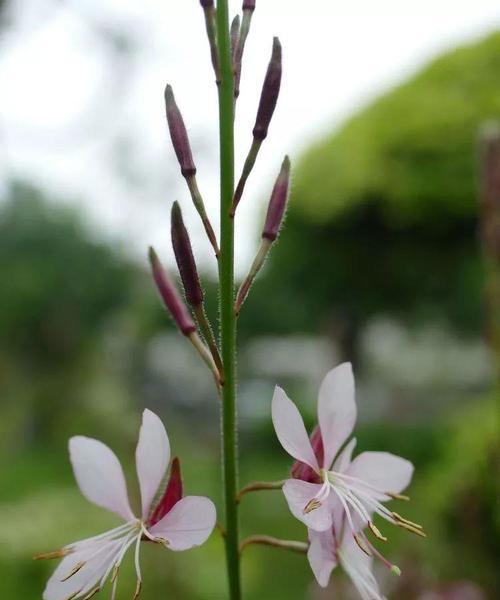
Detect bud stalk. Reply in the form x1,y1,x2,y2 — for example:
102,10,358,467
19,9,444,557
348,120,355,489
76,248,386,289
231,38,282,214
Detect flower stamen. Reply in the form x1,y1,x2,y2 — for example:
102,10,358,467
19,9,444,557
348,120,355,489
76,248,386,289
60,561,86,582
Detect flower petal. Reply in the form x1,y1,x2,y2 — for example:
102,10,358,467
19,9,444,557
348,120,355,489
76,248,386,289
136,409,171,519
282,479,332,531
339,534,386,600
332,437,357,474
347,451,414,499
307,529,338,588
272,386,319,472
43,539,122,600
149,496,216,551
317,363,357,470
69,436,134,520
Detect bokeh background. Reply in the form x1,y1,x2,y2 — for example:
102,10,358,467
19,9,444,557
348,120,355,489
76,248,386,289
0,1,499,598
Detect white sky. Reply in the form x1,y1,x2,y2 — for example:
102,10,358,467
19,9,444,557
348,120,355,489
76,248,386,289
1,0,500,275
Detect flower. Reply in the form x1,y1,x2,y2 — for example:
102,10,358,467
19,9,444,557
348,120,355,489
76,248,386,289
38,409,216,600
272,363,422,542
308,524,390,600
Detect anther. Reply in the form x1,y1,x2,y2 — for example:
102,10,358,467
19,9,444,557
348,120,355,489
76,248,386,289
353,533,372,556
34,549,70,560
82,587,101,600
303,498,322,514
392,512,424,529
133,579,142,600
368,522,387,542
60,560,86,582
387,492,410,501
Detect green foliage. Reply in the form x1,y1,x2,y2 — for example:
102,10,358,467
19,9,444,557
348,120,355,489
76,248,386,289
0,182,132,363
242,33,500,344
409,395,500,593
293,32,500,224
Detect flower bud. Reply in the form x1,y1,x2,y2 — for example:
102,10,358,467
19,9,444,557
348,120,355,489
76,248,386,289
199,0,214,7
149,247,196,336
231,15,240,61
171,201,204,307
262,156,291,241
243,0,256,10
253,37,282,141
164,85,196,178
148,457,183,526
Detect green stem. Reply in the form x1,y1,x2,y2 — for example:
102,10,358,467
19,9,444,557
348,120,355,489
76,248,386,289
216,1,241,599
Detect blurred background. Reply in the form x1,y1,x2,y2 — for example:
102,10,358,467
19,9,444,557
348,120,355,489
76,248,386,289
0,0,499,598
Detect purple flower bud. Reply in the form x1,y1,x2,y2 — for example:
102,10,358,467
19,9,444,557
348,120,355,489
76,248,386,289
253,37,282,141
171,201,204,307
164,85,196,178
199,0,214,7
149,247,196,336
262,156,290,241
243,0,256,11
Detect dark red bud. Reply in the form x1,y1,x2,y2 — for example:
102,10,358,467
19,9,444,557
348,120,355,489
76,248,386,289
148,457,183,526
164,85,196,178
291,426,324,483
171,201,204,307
149,247,196,336
243,0,256,11
253,37,282,141
262,156,290,241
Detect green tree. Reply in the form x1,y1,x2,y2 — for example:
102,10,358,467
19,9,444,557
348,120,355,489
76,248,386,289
242,32,500,358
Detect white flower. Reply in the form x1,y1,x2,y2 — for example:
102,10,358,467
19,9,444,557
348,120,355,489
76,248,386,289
38,409,216,600
272,362,422,542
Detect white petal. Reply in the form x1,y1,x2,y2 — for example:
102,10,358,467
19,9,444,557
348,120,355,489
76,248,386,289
307,529,338,588
317,363,357,470
69,437,134,520
136,409,171,519
347,451,414,499
149,496,216,551
43,539,122,600
332,438,357,474
282,479,332,531
339,534,386,600
272,386,319,472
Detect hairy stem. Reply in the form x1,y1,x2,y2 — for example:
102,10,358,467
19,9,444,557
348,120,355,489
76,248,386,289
216,0,241,598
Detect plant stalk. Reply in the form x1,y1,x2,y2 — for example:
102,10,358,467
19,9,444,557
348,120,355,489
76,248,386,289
216,1,241,598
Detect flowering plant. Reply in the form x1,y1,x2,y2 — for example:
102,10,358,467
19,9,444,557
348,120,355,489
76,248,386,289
37,1,423,598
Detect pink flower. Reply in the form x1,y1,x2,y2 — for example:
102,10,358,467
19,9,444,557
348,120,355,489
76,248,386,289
39,409,216,600
272,363,421,542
